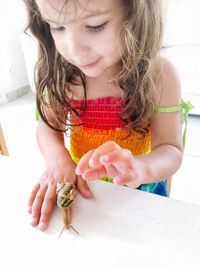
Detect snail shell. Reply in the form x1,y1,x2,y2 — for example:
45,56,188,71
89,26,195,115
56,182,77,209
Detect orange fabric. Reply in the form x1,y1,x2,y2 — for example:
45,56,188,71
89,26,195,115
70,127,150,164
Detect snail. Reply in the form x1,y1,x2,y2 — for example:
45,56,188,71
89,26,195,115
56,182,79,237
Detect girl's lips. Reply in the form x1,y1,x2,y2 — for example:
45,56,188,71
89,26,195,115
78,59,100,69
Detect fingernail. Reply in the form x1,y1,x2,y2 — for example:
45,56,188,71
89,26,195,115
82,174,88,181
85,187,90,191
38,222,46,231
85,188,92,194
31,217,38,226
27,206,32,213
113,177,121,184
89,159,95,167
84,188,93,198
75,167,81,175
100,156,108,163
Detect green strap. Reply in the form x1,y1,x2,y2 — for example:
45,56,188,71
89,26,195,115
35,105,40,121
154,105,182,113
181,101,194,146
35,89,48,121
154,100,194,147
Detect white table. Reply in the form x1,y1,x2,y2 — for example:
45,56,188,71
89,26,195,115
1,155,200,267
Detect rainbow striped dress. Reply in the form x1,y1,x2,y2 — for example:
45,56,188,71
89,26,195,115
69,96,184,197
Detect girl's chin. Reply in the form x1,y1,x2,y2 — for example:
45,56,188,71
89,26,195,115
79,67,106,78
80,64,117,79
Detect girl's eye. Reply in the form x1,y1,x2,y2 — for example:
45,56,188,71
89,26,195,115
49,22,108,33
50,26,65,32
86,22,107,33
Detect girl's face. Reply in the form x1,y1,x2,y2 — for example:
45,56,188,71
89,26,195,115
36,0,125,78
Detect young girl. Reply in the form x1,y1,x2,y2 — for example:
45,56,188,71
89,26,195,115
25,0,183,231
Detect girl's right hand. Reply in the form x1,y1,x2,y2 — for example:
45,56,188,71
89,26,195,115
27,159,93,231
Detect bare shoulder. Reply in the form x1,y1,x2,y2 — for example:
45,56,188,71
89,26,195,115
153,56,182,107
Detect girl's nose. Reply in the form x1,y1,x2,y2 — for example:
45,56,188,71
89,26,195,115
65,31,90,57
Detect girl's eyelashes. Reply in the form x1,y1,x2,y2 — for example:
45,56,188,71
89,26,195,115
86,22,108,33
50,22,108,33
50,26,65,32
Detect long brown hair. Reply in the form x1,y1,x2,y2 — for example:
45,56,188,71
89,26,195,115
23,0,163,135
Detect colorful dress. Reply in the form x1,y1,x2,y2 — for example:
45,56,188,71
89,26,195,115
69,96,191,197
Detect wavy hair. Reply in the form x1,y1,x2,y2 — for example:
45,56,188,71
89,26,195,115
23,0,163,136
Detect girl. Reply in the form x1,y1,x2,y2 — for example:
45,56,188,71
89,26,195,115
24,0,183,231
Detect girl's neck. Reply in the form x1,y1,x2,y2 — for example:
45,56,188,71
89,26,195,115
85,76,122,100
70,65,122,100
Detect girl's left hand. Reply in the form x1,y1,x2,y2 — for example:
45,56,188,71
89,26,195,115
75,141,144,188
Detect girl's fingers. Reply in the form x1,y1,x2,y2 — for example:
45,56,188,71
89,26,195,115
104,164,119,178
87,141,121,168
82,164,120,180
99,149,133,166
82,165,107,180
113,174,141,188
100,149,136,176
38,183,57,231
75,149,95,175
27,183,40,213
76,141,121,175
113,175,133,185
30,184,48,227
76,175,93,198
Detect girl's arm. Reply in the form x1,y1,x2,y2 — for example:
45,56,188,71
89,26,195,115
28,112,93,231
36,119,72,167
138,57,183,183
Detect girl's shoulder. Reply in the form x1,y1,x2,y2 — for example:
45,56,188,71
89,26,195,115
153,56,182,107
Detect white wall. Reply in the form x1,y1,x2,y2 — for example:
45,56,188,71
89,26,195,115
0,0,29,100
163,0,200,47
162,0,200,115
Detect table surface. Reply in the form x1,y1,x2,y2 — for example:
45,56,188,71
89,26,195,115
1,155,200,267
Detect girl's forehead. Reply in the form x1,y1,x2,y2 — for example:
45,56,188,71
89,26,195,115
36,0,117,23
